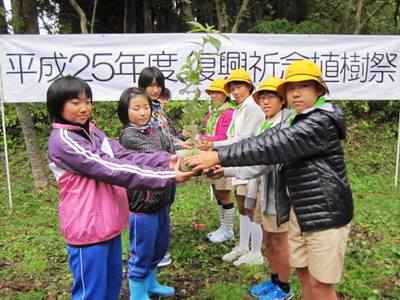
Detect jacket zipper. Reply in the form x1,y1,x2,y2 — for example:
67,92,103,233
82,128,95,146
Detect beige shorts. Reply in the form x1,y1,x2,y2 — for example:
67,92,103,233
288,208,351,284
206,176,232,191
234,184,247,196
254,189,288,233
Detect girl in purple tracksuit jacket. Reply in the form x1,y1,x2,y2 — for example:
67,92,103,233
117,87,180,300
46,76,190,300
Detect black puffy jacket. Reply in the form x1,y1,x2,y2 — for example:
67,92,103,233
217,104,353,232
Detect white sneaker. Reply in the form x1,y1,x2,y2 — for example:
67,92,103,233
207,227,222,237
207,228,234,243
222,246,249,262
233,252,264,266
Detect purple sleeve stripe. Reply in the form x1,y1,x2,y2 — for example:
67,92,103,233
60,129,175,179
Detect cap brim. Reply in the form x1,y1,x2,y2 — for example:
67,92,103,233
224,79,255,92
276,75,328,97
206,87,229,97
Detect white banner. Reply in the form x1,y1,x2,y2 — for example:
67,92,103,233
0,33,399,102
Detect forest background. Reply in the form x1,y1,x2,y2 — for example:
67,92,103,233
0,0,399,299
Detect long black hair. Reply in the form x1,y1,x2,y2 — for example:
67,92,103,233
46,75,92,123
138,67,165,94
117,87,152,128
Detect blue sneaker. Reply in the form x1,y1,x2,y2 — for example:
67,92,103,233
250,279,275,297
259,285,292,300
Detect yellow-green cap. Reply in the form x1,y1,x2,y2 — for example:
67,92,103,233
206,78,229,97
253,77,284,105
276,60,329,97
224,68,255,91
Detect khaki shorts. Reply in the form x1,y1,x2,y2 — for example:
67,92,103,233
234,184,247,196
254,189,288,233
288,208,351,284
206,176,232,191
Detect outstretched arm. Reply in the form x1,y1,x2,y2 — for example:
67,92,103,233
186,113,331,172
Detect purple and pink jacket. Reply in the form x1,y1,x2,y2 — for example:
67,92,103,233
47,122,176,246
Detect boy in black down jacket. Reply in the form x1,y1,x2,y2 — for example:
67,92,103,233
185,60,353,300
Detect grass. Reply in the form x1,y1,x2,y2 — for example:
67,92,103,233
0,118,399,299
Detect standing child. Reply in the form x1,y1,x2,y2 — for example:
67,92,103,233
186,60,354,300
139,67,181,143
46,76,191,300
118,87,181,300
198,78,235,243
203,69,265,265
138,67,181,268
159,87,187,141
217,77,292,299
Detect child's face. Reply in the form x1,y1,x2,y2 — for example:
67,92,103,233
128,95,151,126
286,80,322,113
209,91,226,104
62,92,92,125
159,97,170,109
146,79,162,101
258,92,283,119
229,83,251,103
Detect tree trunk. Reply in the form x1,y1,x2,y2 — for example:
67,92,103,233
14,104,48,188
181,0,194,30
68,0,88,33
90,0,98,33
340,0,351,33
155,0,171,32
231,0,249,33
215,0,229,32
354,0,364,34
354,0,390,34
124,0,136,32
10,0,48,189
143,0,153,32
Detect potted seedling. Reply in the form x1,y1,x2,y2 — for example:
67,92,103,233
175,22,229,169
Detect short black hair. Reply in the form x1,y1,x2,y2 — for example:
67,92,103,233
117,87,152,128
160,87,171,100
138,67,165,94
46,75,92,123
228,81,254,93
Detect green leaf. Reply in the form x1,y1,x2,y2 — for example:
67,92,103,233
205,23,215,31
188,41,203,47
208,36,221,52
189,72,200,83
218,32,230,40
187,21,206,31
186,56,193,66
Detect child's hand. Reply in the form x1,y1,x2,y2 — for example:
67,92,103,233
207,165,224,179
184,151,220,173
174,157,193,183
181,140,196,149
197,141,213,151
169,155,178,169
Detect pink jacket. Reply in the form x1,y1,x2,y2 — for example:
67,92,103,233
200,105,234,142
48,123,175,245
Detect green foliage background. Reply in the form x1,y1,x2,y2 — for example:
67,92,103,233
0,103,399,299
1,1,399,298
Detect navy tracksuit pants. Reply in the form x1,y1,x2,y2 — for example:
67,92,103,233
128,204,170,281
67,235,122,300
